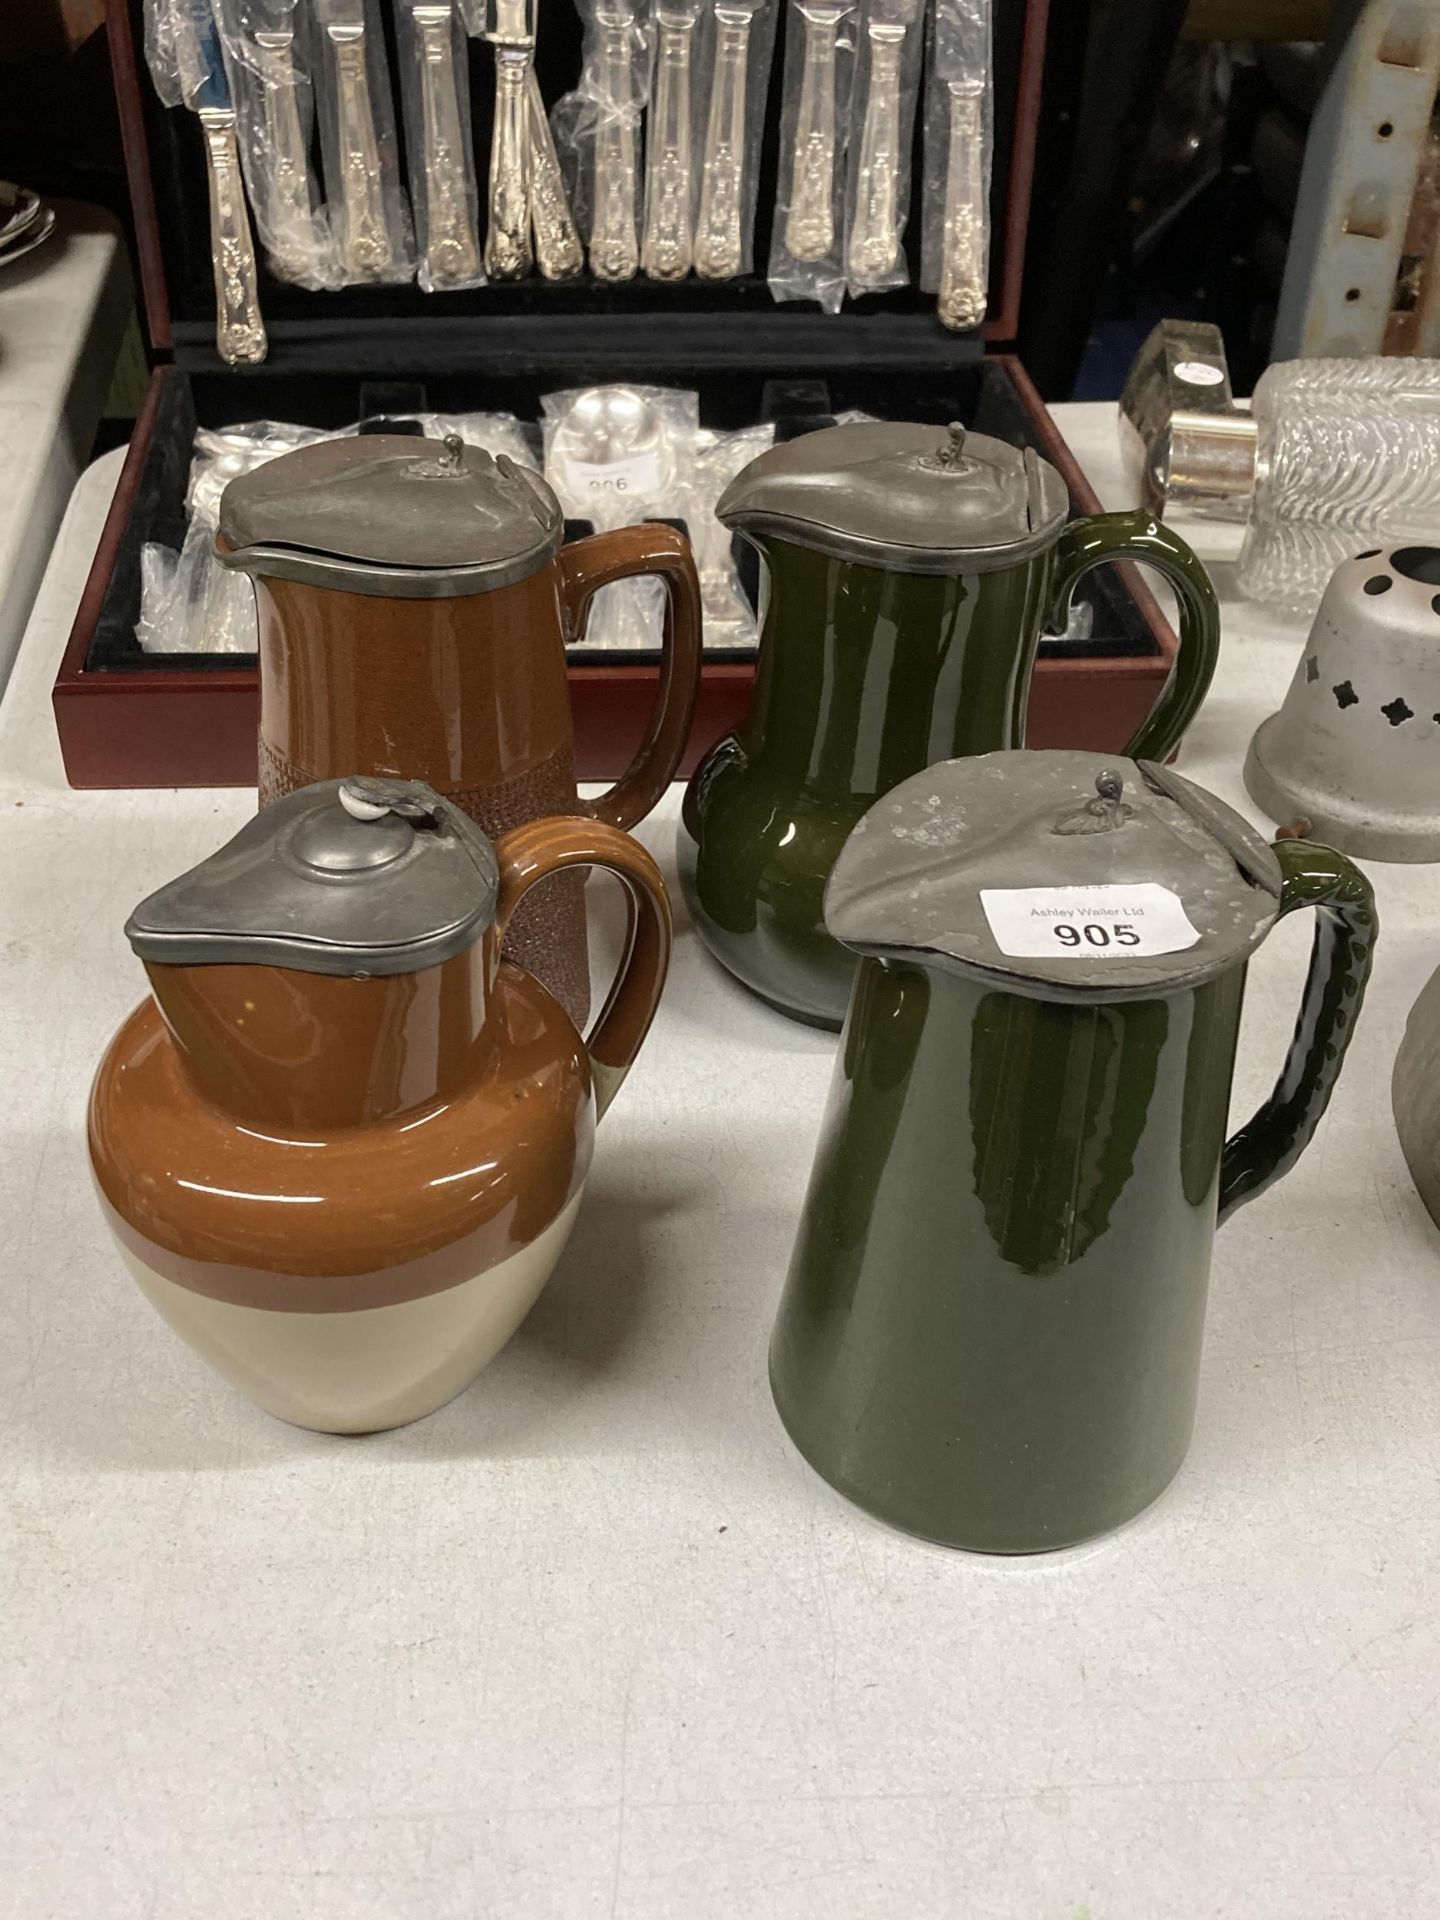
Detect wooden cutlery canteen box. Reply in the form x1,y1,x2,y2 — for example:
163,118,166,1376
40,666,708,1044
54,0,1182,787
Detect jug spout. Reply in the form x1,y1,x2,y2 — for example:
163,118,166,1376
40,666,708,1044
144,945,495,1134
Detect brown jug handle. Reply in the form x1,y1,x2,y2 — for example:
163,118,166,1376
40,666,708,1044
558,525,704,830
492,816,673,1119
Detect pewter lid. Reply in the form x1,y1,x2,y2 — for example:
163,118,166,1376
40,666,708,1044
716,421,1070,573
825,750,1284,1001
216,432,563,598
126,778,501,976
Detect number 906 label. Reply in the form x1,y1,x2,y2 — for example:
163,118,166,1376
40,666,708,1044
979,883,1201,961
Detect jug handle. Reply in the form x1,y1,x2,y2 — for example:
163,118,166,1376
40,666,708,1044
1046,508,1221,763
1217,839,1376,1224
493,816,673,1121
558,525,704,831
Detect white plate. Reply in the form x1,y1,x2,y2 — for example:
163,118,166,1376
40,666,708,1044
0,204,56,270
0,183,42,251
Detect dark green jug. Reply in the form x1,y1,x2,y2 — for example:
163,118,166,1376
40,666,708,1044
678,422,1221,1029
770,751,1375,1553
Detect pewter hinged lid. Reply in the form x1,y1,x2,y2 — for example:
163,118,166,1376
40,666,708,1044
716,421,1070,573
825,750,1285,1002
216,432,563,598
126,778,501,976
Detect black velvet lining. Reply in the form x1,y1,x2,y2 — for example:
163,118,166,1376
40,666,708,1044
87,362,1154,677
172,310,994,379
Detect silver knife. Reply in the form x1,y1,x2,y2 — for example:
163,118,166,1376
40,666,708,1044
461,0,580,279
409,0,484,283
241,2,319,284
694,0,762,280
846,0,916,282
934,0,990,330
784,0,846,263
317,0,399,280
483,0,535,279
642,0,700,279
589,2,640,280
174,0,267,362
527,69,584,278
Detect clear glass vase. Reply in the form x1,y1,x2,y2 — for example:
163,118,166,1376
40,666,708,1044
1237,356,1440,617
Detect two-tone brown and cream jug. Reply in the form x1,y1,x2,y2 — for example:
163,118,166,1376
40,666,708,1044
88,777,671,1434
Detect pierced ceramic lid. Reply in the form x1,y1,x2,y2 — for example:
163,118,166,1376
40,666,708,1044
825,750,1284,1002
126,778,500,976
216,432,562,598
716,421,1071,573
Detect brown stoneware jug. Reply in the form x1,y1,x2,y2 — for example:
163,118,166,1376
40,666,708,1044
217,432,702,1028
88,776,671,1435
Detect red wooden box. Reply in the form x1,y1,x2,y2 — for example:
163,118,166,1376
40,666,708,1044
55,0,1179,787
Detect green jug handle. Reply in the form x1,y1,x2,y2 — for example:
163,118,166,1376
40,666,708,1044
1047,508,1221,763
1217,839,1377,1224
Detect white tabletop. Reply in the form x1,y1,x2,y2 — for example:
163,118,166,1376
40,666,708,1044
3,406,1439,1919
0,200,131,698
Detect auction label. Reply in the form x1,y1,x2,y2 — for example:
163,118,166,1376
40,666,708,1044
980,883,1200,960
563,451,664,497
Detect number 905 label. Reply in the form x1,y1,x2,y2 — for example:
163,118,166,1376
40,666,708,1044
1052,921,1140,949
979,883,1201,960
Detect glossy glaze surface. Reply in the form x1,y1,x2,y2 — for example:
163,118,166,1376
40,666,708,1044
90,955,593,1308
242,522,700,1028
89,813,673,1429
680,509,1221,1028
770,837,1374,1552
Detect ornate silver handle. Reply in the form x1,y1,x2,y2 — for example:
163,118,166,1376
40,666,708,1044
253,33,315,283
417,12,483,283
590,21,639,279
332,32,397,278
937,79,986,329
198,110,267,364
527,68,583,278
846,27,903,281
485,46,533,277
784,6,842,263
693,14,751,280
641,15,696,279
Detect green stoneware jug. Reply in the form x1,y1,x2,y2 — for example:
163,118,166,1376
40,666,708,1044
770,750,1375,1553
678,421,1221,1029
